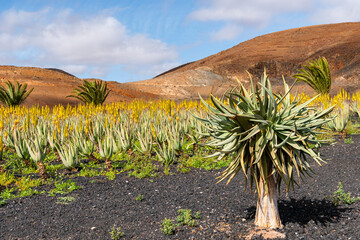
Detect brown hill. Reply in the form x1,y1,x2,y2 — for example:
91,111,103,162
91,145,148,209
0,66,157,107
130,22,360,99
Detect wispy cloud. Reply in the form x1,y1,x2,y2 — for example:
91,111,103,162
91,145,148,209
310,0,360,23
0,8,178,78
189,0,312,25
189,0,360,41
211,23,243,42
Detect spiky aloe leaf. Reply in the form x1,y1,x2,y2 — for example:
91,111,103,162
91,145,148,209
293,57,332,95
67,80,110,105
0,81,33,107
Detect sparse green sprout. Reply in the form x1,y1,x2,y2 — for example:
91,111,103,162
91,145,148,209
176,209,196,227
48,179,81,196
330,182,360,206
56,196,76,205
105,170,116,181
344,137,354,144
109,226,125,240
135,194,143,202
161,218,175,235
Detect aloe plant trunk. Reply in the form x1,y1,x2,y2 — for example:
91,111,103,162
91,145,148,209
105,158,113,172
36,162,49,179
254,168,282,228
22,158,34,168
54,150,62,162
88,154,98,163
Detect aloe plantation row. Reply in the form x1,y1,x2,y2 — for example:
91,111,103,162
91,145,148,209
0,101,214,179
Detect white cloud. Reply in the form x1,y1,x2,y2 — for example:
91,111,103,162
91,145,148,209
188,0,360,40
133,61,181,77
61,65,88,75
189,0,312,26
310,0,360,23
0,8,178,80
89,67,110,78
211,24,243,41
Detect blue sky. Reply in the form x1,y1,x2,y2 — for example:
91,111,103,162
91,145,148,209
0,0,359,83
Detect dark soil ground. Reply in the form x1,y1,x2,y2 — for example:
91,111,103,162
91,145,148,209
0,136,359,240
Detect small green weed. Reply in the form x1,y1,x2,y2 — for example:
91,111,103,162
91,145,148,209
56,196,76,205
329,182,360,206
15,176,43,191
194,211,201,219
161,218,175,235
109,226,124,240
48,179,82,196
177,165,191,173
164,166,171,175
18,188,44,198
0,186,44,206
126,161,158,179
105,170,116,181
46,164,64,173
78,167,102,177
344,137,354,144
0,172,16,187
176,209,196,227
181,155,230,171
135,194,143,202
0,187,16,201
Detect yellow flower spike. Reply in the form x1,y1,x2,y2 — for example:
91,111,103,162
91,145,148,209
14,119,20,126
64,123,69,138
105,117,109,128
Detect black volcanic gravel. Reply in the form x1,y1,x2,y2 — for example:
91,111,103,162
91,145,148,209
0,136,359,240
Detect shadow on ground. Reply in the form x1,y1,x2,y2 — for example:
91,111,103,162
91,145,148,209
245,197,352,226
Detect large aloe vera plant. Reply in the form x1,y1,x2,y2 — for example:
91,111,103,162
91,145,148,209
197,72,333,228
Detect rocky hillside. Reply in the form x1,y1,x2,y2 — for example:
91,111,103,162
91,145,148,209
130,22,360,99
0,66,157,107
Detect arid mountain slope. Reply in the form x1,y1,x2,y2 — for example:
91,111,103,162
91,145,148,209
130,22,360,99
0,66,157,107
